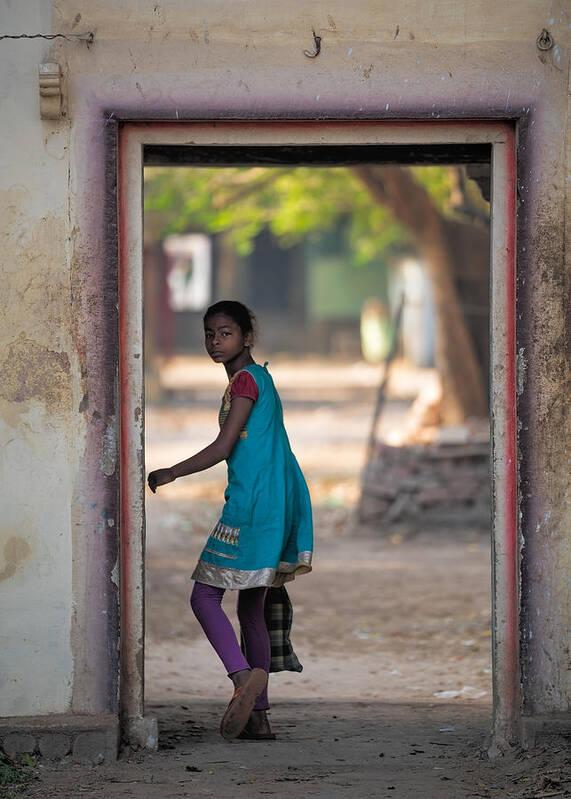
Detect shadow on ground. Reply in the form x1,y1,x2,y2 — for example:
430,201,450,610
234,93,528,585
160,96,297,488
147,698,492,798
16,700,569,798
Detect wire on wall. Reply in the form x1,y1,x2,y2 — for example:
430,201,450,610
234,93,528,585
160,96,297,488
0,32,94,44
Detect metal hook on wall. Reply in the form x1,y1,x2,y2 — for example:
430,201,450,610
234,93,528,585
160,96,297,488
536,28,554,51
303,29,322,58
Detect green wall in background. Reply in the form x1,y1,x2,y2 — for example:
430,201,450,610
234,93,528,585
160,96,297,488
307,254,388,321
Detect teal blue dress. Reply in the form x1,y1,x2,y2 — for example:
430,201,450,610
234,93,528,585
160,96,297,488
191,363,313,590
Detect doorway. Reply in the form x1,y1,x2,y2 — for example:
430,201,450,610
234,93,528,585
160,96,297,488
117,121,517,750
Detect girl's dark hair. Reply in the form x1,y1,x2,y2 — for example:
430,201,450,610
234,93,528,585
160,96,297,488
203,300,257,340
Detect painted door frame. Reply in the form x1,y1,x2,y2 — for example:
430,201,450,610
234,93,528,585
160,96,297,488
117,120,517,750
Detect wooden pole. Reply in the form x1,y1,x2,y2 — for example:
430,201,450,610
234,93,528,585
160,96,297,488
365,294,405,462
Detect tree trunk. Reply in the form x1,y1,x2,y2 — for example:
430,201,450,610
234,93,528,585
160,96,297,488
352,165,488,423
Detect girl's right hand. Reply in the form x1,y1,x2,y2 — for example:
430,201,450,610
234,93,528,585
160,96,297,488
147,468,175,493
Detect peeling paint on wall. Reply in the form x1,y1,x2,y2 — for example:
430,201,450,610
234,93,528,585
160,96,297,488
0,335,71,415
110,557,119,588
516,347,527,396
100,416,117,476
0,535,32,582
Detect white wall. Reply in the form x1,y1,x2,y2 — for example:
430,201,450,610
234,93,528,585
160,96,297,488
0,0,77,714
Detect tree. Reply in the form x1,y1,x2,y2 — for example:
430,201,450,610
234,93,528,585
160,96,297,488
352,166,489,421
144,164,490,421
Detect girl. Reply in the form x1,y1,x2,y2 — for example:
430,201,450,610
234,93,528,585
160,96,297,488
148,300,313,741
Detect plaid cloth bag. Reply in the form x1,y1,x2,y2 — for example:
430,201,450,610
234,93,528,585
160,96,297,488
241,585,303,673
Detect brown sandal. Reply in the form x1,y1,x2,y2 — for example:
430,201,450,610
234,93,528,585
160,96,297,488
219,669,268,741
237,720,276,741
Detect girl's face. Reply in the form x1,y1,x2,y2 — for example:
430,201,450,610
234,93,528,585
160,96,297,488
204,313,251,365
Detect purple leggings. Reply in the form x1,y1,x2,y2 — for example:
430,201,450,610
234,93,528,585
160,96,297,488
190,582,270,711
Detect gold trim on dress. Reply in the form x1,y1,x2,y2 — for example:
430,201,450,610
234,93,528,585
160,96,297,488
191,551,313,590
203,547,238,560
278,551,312,572
209,520,240,546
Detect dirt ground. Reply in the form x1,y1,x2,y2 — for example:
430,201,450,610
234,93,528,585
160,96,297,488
9,357,569,798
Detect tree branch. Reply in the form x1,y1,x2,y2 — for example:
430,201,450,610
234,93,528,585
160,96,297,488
352,164,488,420
211,170,284,210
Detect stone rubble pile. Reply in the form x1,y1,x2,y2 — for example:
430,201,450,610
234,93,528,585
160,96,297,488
358,439,490,531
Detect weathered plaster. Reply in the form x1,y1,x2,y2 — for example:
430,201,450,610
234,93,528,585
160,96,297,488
0,0,79,717
0,536,32,583
0,336,71,413
514,101,569,715
0,0,568,746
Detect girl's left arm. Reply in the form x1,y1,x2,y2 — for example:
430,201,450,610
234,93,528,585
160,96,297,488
147,396,253,492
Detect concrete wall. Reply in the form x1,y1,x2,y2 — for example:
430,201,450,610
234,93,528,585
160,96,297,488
0,1,77,715
0,0,568,743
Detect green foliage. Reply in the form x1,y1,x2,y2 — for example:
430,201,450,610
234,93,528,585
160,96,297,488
144,164,472,264
0,751,36,788
410,165,455,214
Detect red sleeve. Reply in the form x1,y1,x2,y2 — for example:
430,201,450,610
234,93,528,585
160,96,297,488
230,371,259,402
